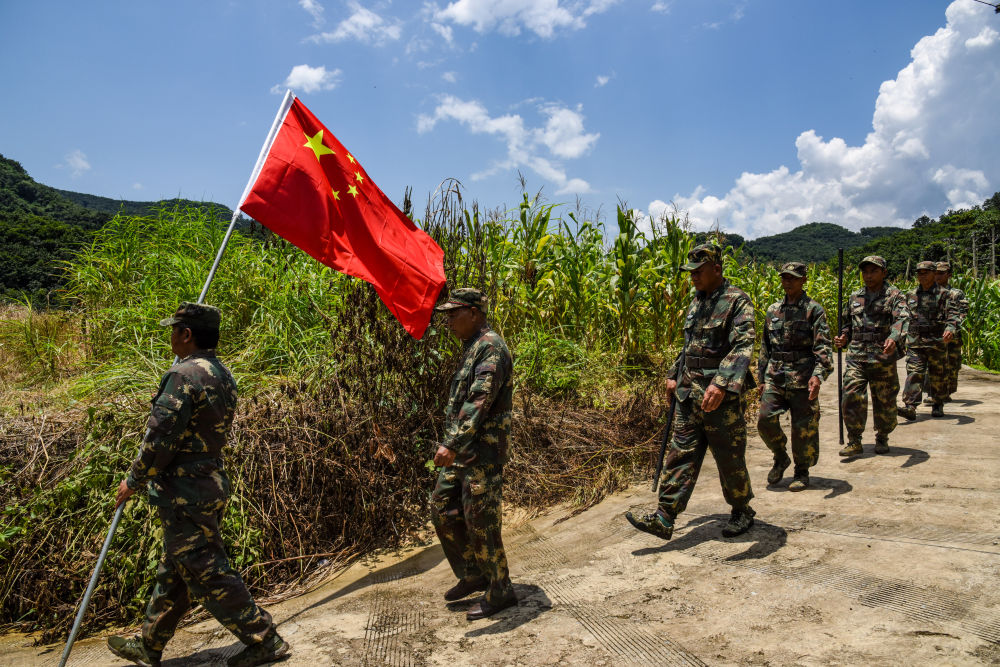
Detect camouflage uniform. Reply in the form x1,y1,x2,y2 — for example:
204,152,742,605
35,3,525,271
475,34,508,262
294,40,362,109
839,258,909,448
757,269,833,474
901,264,959,409
656,260,757,520
937,262,968,399
125,304,277,659
430,290,516,608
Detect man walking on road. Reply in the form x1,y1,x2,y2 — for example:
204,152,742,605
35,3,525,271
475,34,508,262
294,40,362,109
898,261,959,420
429,288,518,621
108,303,289,667
834,256,909,457
757,262,833,491
935,261,968,402
626,244,757,540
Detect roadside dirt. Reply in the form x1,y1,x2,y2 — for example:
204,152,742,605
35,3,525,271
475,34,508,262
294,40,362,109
7,359,1000,666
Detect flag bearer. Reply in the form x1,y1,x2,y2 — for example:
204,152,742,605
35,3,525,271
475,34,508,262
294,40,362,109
757,262,833,491
109,303,289,667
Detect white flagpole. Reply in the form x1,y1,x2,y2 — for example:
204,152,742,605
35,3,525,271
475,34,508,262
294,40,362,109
58,89,297,667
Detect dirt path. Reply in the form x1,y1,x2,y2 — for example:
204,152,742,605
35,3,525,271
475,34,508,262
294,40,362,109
7,360,1000,666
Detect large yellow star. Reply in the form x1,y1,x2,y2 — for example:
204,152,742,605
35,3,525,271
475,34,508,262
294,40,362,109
331,188,340,200
347,154,356,164
348,185,359,197
354,171,364,183
303,130,335,162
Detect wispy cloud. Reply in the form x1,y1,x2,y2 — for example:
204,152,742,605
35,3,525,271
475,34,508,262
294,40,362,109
271,64,343,94
310,1,402,45
433,0,620,39
595,74,611,87
299,0,325,27
61,150,91,178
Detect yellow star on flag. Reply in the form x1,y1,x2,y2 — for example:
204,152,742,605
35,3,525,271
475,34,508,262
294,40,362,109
331,188,340,200
347,154,356,164
355,171,364,183
303,130,335,162
348,185,359,197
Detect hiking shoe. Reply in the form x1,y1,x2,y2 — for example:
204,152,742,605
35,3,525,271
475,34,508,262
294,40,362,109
466,595,518,620
625,510,674,540
227,634,290,667
839,440,863,457
874,435,890,455
897,404,916,421
444,576,488,601
931,403,944,418
788,469,809,492
721,506,756,537
107,635,161,667
767,453,792,485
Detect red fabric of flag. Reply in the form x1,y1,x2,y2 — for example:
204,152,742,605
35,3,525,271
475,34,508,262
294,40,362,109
239,98,445,339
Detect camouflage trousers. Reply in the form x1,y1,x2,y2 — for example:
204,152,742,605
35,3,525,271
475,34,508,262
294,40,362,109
757,383,820,470
945,341,962,397
902,345,948,407
657,390,753,519
430,463,515,606
142,500,275,654
842,358,899,442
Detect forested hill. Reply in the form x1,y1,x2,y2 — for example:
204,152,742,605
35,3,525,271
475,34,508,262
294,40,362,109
695,223,901,264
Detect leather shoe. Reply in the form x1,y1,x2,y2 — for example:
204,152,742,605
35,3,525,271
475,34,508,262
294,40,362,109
466,596,518,620
444,577,488,601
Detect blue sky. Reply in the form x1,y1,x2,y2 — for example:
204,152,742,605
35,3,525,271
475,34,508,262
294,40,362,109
1,1,998,238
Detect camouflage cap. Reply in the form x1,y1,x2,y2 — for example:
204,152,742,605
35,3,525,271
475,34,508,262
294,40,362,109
859,255,887,270
779,261,807,278
681,243,723,271
935,261,952,272
915,260,936,271
435,288,487,312
159,302,221,330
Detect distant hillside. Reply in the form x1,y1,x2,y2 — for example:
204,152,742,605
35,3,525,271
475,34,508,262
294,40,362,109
746,222,901,263
53,188,235,222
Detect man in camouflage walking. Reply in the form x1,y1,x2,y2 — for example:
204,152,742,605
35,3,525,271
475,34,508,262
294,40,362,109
898,261,959,420
626,244,757,540
757,262,833,491
430,288,518,621
935,261,969,402
834,256,909,457
109,303,289,667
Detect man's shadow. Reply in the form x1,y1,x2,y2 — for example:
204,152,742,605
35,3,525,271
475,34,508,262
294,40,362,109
631,514,788,561
840,445,930,468
908,412,975,425
459,583,551,637
768,476,852,499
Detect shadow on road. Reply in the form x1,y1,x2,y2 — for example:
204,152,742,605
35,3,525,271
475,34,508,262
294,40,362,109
767,476,852,499
162,642,241,665
631,514,788,561
464,584,551,637
840,445,930,468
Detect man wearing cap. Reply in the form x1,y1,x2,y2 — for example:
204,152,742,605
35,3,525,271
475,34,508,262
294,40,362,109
935,261,968,401
108,303,289,667
833,256,909,456
898,261,960,419
430,288,518,621
626,244,758,540
756,262,833,490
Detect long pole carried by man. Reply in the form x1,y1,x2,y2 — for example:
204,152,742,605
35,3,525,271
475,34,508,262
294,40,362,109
837,248,844,446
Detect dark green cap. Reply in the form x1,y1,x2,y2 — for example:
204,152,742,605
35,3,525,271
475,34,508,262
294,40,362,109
859,255,887,270
779,261,807,278
159,302,221,330
435,288,487,312
916,260,936,271
681,244,723,271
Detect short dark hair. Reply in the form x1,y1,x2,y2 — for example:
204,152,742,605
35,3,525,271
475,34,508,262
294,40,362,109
177,324,219,349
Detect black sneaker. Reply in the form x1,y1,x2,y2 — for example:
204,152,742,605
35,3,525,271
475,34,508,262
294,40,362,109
107,635,161,667
466,595,518,620
931,403,944,418
444,576,488,601
767,454,792,485
227,634,291,667
721,506,755,537
625,510,674,540
874,435,890,454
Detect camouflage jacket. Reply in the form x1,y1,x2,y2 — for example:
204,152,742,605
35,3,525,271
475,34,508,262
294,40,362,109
839,283,909,364
669,279,756,402
905,282,960,349
442,326,514,467
757,291,834,389
945,285,969,346
126,351,237,507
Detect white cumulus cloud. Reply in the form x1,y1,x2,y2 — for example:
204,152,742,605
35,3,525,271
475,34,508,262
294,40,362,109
271,64,342,94
417,95,598,195
663,0,1000,238
310,2,402,45
433,0,619,38
62,150,90,178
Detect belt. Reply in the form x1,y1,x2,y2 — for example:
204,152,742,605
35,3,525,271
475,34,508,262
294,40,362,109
854,332,886,343
771,350,811,362
686,356,721,369
912,323,944,335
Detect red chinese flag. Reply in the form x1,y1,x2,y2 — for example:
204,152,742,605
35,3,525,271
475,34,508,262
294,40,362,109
239,97,445,339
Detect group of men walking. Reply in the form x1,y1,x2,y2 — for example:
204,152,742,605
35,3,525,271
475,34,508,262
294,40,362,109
105,244,968,666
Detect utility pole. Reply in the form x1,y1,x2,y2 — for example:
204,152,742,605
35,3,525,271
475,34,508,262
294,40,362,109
905,257,911,281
